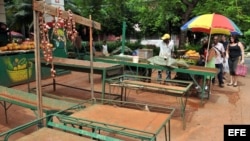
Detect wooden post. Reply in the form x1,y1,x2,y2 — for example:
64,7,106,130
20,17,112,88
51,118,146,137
32,1,101,111
33,0,43,124
89,15,94,99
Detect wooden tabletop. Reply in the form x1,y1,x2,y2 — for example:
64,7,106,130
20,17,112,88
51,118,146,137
52,57,120,68
71,104,170,134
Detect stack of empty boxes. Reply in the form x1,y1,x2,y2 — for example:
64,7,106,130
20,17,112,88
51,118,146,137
138,49,153,59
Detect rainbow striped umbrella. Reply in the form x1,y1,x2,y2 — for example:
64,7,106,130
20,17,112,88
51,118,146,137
181,13,242,35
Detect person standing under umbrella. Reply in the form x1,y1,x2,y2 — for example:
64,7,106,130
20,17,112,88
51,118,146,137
226,35,245,87
220,35,229,80
156,33,174,80
212,35,225,88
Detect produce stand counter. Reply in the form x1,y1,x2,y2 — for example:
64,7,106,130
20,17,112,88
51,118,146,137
28,57,123,99
0,50,51,87
87,56,218,105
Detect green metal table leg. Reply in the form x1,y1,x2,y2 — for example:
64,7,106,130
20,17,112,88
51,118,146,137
190,74,206,105
53,78,56,91
108,82,112,100
180,97,186,130
207,77,212,99
102,70,106,101
0,101,11,124
200,76,207,105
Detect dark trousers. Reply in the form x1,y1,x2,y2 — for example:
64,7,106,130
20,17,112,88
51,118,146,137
158,70,171,79
228,57,240,75
213,63,223,85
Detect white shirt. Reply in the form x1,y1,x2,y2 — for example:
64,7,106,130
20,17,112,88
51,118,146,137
156,40,174,58
102,44,109,55
213,42,225,64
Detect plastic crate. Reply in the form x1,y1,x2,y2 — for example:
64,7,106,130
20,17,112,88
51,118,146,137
138,49,153,59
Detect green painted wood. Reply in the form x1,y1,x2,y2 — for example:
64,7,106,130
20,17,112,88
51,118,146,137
0,51,51,87
0,85,83,120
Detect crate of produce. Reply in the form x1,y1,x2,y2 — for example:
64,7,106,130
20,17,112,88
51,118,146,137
138,49,153,59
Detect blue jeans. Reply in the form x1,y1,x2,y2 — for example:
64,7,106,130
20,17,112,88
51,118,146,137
158,70,171,80
213,63,223,85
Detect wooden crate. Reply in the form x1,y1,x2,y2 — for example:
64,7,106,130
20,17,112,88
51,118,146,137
138,49,153,59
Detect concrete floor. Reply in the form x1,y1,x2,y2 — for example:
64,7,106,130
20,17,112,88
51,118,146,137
0,71,249,141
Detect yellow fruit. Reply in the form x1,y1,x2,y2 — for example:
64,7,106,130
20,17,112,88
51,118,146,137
7,43,12,48
0,46,8,51
8,46,12,50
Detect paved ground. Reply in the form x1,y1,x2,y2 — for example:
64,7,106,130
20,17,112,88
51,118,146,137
0,69,249,141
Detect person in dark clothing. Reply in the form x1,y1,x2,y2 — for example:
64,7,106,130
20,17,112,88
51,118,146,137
212,35,225,88
220,35,229,52
220,35,229,80
226,35,245,87
197,38,209,66
0,22,10,47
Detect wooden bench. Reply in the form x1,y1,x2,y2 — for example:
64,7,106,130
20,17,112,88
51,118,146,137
107,75,193,130
0,86,83,123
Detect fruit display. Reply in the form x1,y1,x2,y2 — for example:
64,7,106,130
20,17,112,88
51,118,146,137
0,41,55,53
176,58,197,65
184,50,200,57
0,41,35,52
176,50,200,65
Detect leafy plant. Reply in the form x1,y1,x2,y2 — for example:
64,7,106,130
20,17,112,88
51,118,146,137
184,44,201,52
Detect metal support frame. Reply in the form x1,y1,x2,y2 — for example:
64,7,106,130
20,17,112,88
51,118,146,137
27,57,123,101
0,99,175,141
89,57,217,105
0,101,12,123
106,75,193,130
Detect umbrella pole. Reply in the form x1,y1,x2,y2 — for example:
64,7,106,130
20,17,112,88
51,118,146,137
205,33,212,67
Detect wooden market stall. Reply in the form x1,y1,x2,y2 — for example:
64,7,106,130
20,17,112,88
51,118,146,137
32,0,101,119
0,99,175,141
0,1,177,141
89,56,218,105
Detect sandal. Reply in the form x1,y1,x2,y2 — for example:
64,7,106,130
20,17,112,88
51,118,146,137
233,83,238,87
227,83,233,86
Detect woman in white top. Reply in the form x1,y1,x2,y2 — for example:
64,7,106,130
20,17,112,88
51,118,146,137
102,40,109,56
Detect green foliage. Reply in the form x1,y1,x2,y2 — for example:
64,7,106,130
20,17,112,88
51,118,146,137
5,0,33,33
242,29,250,48
4,0,250,45
93,41,161,56
184,44,201,52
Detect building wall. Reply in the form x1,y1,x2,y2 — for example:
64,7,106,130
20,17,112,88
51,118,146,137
0,0,6,23
44,0,65,22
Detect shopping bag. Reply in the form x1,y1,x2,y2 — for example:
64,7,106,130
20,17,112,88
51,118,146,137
223,59,229,73
235,64,248,77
